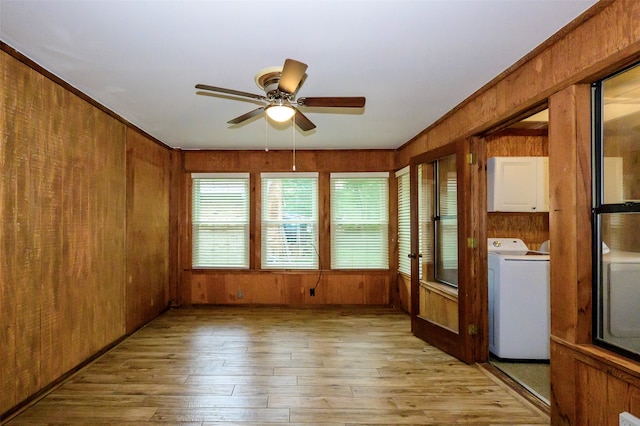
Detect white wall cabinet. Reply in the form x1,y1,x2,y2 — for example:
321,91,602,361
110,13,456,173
487,156,549,212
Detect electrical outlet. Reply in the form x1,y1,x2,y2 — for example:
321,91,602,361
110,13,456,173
309,288,315,296
620,412,640,426
237,290,244,299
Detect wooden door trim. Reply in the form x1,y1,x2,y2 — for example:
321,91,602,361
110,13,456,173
409,139,485,364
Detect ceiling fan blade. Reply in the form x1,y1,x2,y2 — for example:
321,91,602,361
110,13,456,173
297,97,366,108
227,107,265,124
196,84,267,101
294,109,316,131
278,59,308,94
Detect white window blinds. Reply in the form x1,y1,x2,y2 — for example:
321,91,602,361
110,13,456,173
396,167,411,275
261,173,319,269
192,173,250,268
331,172,389,269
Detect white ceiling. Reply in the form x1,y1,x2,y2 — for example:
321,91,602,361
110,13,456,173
0,0,598,151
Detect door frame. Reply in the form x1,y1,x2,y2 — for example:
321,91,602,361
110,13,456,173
409,137,487,364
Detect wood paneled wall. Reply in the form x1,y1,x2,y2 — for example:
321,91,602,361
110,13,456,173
0,51,126,415
396,1,640,423
0,49,172,417
179,149,396,306
125,129,171,333
190,271,389,305
395,274,411,314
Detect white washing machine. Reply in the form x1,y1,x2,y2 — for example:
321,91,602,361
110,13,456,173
488,238,550,360
601,250,640,353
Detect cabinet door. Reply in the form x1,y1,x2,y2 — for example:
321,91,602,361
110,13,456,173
488,157,538,212
536,157,549,212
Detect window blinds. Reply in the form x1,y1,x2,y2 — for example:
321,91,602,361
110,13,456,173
396,167,411,275
192,174,250,268
330,173,389,269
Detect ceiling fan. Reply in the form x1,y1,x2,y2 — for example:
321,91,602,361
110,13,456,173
195,58,365,131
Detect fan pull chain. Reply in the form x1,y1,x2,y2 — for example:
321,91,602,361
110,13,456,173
264,115,269,152
292,115,296,171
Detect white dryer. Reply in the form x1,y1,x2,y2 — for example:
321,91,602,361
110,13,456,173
488,238,550,360
601,250,640,353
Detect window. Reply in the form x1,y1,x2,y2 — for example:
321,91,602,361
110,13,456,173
592,62,640,360
192,173,249,268
436,154,458,286
419,154,458,287
397,167,411,275
331,172,389,269
261,173,318,269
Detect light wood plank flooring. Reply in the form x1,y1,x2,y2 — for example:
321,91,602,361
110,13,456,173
5,306,549,425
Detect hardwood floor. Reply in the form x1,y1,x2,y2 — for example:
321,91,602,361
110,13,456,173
5,306,549,425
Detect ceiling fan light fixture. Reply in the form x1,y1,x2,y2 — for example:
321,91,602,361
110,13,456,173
266,105,295,122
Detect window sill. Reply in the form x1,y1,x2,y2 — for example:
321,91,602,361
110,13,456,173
419,280,458,302
188,268,390,275
551,336,640,387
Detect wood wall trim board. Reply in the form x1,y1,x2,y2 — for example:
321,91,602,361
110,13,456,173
552,336,640,389
469,136,488,362
189,269,390,275
548,84,593,345
182,149,396,173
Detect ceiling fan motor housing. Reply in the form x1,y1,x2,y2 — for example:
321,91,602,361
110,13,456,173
255,69,289,99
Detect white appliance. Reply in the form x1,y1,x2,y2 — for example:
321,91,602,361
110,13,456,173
487,157,549,213
488,238,550,360
601,250,640,353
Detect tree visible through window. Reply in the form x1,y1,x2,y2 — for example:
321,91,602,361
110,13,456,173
261,173,318,269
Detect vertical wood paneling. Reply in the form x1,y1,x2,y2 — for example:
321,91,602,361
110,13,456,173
576,361,607,424
38,69,66,389
550,341,576,425
1,45,45,411
0,46,16,412
486,214,549,250
608,374,633,425
1,51,127,416
188,272,389,305
125,128,170,333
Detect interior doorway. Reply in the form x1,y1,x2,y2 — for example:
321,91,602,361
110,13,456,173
483,108,551,405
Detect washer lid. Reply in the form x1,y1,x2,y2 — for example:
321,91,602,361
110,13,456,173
488,238,529,255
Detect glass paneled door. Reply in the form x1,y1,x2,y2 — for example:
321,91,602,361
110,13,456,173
409,140,486,364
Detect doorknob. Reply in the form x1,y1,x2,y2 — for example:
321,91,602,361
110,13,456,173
408,253,423,259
